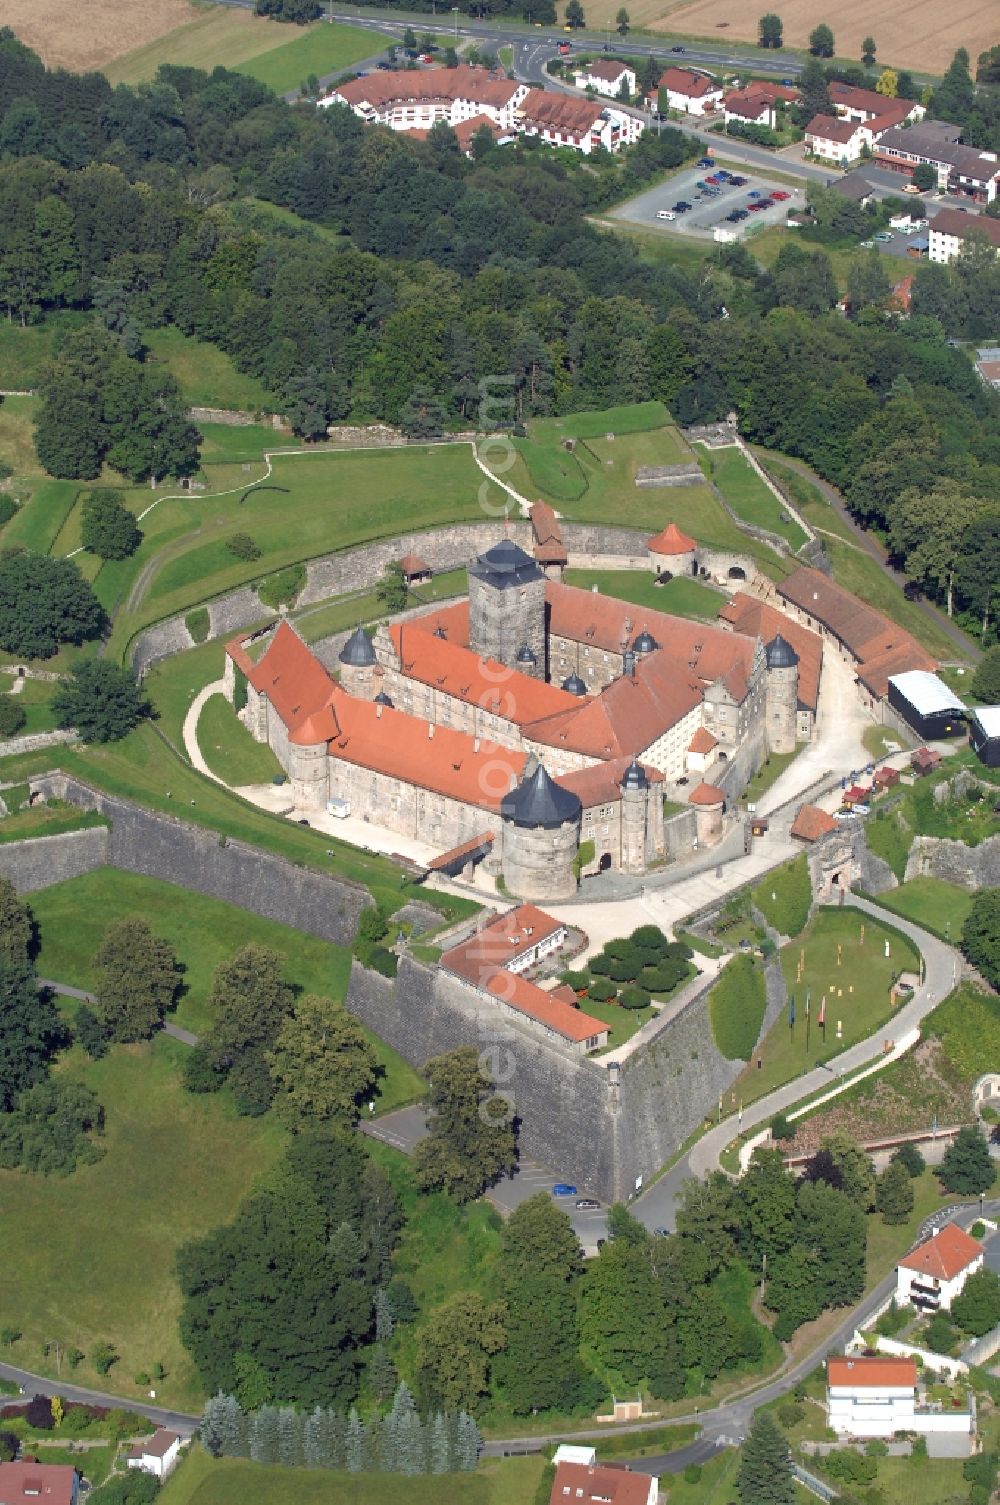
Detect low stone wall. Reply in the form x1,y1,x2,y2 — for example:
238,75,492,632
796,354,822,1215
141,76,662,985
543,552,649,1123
346,951,743,1201
29,773,372,946
189,407,280,428
663,806,698,861
0,826,109,893
0,729,78,758
904,833,1000,890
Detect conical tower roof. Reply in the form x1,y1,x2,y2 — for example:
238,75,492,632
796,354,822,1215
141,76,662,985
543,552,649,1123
469,539,542,589
339,625,377,667
501,764,581,829
766,632,799,669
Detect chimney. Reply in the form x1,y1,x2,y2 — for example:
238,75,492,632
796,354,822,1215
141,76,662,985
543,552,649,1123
376,703,383,719
428,723,435,739
592,583,599,593
473,737,480,752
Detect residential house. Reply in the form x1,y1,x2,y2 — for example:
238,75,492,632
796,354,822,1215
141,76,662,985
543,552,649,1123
574,58,637,98
518,89,643,153
831,168,877,205
827,1355,919,1437
804,113,869,164
654,67,723,116
827,81,923,127
0,1464,78,1505
896,1222,985,1311
126,1430,182,1479
928,208,1000,263
549,1460,659,1505
723,82,798,129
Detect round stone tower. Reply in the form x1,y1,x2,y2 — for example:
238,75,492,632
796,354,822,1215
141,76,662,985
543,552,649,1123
765,632,799,756
339,626,378,699
500,762,581,901
469,540,546,677
619,759,648,874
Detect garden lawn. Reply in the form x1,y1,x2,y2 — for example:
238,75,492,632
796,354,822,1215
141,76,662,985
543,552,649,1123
740,747,802,804
735,908,919,1105
1,674,59,734
585,996,655,1051
875,878,975,944
564,568,726,621
0,394,42,480
704,447,809,552
196,692,284,786
863,725,911,759
26,870,424,1122
145,328,275,411
159,1447,548,1505
0,804,106,844
0,1033,287,1410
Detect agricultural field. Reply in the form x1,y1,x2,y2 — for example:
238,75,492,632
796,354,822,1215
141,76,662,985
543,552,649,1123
735,907,919,1104
1,0,194,73
159,1447,548,1505
105,9,383,92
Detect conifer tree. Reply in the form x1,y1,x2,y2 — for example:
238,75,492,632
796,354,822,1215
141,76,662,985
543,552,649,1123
303,1406,325,1467
876,1157,914,1225
456,1412,482,1471
346,1407,365,1472
277,1406,303,1467
430,1412,450,1474
250,1405,279,1464
738,1411,794,1504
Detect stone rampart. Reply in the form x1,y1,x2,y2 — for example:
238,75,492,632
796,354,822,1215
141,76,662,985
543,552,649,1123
29,774,371,946
0,826,109,893
904,833,1000,890
0,729,78,758
346,952,742,1201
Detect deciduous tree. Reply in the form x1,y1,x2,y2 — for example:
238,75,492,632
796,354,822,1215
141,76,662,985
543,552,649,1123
52,661,152,744
415,1293,506,1414
758,13,783,47
412,1046,516,1203
952,1268,1000,1336
939,1126,996,1196
269,995,378,1126
93,917,180,1042
876,1157,914,1225
0,552,105,660
0,959,62,1111
0,876,32,966
808,24,835,57
81,490,142,561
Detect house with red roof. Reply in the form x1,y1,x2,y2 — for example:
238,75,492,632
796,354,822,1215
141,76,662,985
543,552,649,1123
723,82,798,129
549,1459,658,1505
573,57,637,98
896,1222,984,1311
0,1463,79,1505
654,67,723,116
827,1355,918,1436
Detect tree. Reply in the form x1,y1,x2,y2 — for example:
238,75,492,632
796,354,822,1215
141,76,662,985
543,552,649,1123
0,1077,105,1175
376,563,408,613
738,1410,795,1504
0,700,26,738
808,24,835,57
955,517,1000,643
0,960,62,1112
0,552,105,659
758,13,783,47
952,1269,1000,1336
202,944,294,1078
876,1157,914,1225
269,994,378,1126
412,1046,517,1203
415,1293,506,1414
52,660,152,744
500,1192,582,1284
580,1238,663,1383
972,649,1000,707
861,37,877,66
891,1141,925,1178
91,1341,118,1376
934,48,975,121
402,26,417,51
80,491,142,562
398,387,447,440
283,367,329,442
805,1135,876,1210
978,43,1000,84
939,1126,996,1196
847,250,890,311
888,482,984,616
963,890,1000,988
911,162,937,192
93,917,180,1042
0,876,32,967
615,7,630,34
565,0,585,25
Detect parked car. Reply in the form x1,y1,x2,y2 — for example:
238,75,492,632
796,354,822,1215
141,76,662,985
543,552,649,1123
657,209,677,220
698,156,714,167
771,189,790,201
553,1183,578,1196
730,175,747,186
576,1198,600,1209
875,231,894,242
672,201,691,212
747,189,762,198
756,198,774,209
725,211,742,222
732,208,749,219
705,174,720,184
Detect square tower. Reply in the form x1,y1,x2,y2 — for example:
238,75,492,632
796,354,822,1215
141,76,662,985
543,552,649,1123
468,540,546,678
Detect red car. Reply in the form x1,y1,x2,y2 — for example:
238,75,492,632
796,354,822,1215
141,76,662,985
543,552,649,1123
771,189,790,201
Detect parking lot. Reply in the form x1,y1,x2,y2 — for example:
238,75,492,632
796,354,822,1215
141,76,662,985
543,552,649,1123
610,160,806,241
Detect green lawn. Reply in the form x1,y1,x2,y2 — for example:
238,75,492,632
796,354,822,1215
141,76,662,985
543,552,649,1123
0,312,89,389
704,447,809,552
2,479,80,555
0,803,106,844
28,869,423,1121
0,1033,287,1410
236,21,385,93
875,878,975,944
752,853,810,938
146,328,276,411
755,452,857,546
1,674,59,735
823,536,971,662
740,747,802,804
863,724,911,760
563,568,726,621
196,692,284,786
160,1447,548,1505
584,996,655,1050
734,907,919,1105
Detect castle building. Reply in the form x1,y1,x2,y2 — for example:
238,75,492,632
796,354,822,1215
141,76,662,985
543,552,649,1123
224,535,810,899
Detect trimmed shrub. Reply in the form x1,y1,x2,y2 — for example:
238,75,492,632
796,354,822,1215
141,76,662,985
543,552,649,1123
587,978,618,1003
708,954,766,1061
771,1112,796,1142
604,938,636,961
609,956,640,983
0,496,16,529
561,970,590,993
778,1401,804,1428
0,700,26,738
226,533,261,561
186,607,210,644
588,953,612,976
630,924,668,951
618,986,650,1011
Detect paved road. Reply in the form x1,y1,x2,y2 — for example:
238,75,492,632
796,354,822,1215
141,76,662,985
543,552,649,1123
40,980,200,1047
631,891,961,1234
0,1362,199,1434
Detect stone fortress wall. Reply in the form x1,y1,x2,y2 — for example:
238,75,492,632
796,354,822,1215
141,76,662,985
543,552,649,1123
21,773,371,947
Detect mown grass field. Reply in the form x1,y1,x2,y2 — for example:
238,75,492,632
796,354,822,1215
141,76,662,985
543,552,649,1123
735,908,919,1104
563,568,726,621
875,877,975,943
703,446,809,552
146,328,276,411
159,1447,548,1505
0,1032,287,1410
106,10,383,92
196,692,284,786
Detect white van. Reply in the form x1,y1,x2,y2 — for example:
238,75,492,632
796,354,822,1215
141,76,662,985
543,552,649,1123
657,209,676,221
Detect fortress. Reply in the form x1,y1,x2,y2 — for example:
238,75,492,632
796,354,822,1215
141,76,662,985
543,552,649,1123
224,537,814,901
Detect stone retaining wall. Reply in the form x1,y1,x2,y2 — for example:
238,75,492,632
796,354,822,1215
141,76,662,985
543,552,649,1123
0,729,78,758
904,833,1000,890
346,952,742,1201
29,773,371,946
0,826,109,893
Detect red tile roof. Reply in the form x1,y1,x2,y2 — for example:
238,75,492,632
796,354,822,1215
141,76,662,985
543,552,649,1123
828,81,916,119
657,67,720,98
718,593,822,712
334,64,520,111
806,113,862,145
389,621,580,725
777,567,936,696
827,1356,916,1390
647,521,696,555
724,82,798,118
427,831,495,871
399,552,431,576
453,113,507,153
559,755,662,808
485,968,607,1044
0,1463,79,1505
550,1460,657,1505
128,1430,179,1460
688,781,724,806
790,803,836,842
240,621,337,736
582,58,632,83
688,726,718,754
519,89,604,134
528,660,703,760
530,501,567,564
443,903,565,977
899,1222,984,1281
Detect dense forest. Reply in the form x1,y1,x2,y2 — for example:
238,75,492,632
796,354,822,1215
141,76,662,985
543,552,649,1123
0,27,998,632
